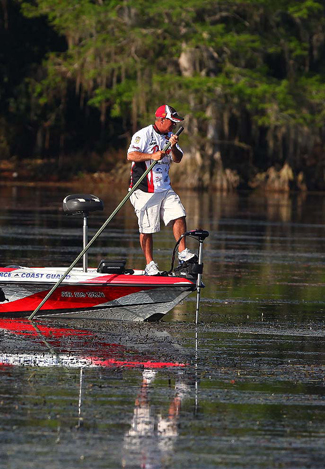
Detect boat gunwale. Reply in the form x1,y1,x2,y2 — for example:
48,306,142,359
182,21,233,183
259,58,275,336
0,280,195,288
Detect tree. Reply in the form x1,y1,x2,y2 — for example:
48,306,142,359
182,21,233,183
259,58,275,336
2,0,325,189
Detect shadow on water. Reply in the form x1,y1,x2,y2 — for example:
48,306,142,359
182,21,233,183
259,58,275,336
0,185,325,468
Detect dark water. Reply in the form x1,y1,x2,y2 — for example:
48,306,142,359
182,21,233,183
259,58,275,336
0,185,324,468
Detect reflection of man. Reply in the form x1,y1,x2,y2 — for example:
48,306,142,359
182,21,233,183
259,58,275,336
122,368,189,468
127,105,196,275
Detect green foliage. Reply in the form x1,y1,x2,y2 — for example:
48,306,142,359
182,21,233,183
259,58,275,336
0,0,324,181
288,0,323,19
88,79,137,116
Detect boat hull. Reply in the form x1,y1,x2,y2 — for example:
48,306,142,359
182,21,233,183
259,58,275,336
0,267,196,321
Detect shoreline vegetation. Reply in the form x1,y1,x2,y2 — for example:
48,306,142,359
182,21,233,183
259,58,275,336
0,157,317,193
1,1,325,193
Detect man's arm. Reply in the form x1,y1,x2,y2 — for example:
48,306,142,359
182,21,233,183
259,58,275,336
169,134,183,163
127,151,165,162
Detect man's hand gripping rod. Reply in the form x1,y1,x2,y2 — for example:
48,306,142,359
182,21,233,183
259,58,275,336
28,126,184,320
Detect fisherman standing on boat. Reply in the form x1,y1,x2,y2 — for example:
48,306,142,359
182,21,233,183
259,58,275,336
128,104,196,276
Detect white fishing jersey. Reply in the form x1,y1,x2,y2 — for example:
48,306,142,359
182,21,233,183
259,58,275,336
127,125,183,193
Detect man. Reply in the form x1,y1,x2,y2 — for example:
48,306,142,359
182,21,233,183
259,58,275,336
127,104,196,275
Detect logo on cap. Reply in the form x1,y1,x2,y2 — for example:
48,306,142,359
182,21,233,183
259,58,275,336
155,105,184,123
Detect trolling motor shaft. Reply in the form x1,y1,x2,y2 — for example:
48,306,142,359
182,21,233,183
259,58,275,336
195,231,208,323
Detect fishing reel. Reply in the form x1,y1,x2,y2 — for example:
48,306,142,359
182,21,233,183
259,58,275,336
169,229,209,280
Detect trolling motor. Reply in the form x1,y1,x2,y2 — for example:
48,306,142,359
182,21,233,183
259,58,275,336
169,229,209,280
170,229,209,323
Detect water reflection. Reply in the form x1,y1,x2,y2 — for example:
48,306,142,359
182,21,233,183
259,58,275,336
0,318,190,468
1,185,325,468
0,317,324,468
122,369,189,469
0,319,186,369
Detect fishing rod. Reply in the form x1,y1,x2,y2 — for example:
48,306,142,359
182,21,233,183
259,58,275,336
28,126,184,320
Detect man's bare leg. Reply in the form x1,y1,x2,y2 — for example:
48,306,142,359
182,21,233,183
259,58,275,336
140,233,154,265
172,217,187,252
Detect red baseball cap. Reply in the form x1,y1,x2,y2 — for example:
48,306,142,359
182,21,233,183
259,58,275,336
155,104,184,123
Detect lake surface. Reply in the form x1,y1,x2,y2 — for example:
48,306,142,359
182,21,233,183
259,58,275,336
0,184,324,468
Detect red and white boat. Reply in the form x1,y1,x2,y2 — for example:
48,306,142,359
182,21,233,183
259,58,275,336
0,194,209,321
0,266,199,321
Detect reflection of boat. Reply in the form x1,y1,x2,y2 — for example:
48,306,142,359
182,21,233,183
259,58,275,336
0,319,188,442
0,319,186,369
0,194,209,321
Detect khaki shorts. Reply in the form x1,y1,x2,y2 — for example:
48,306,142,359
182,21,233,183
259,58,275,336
130,189,186,234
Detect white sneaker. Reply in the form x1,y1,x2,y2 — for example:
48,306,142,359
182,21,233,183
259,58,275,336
178,248,197,263
142,369,157,384
175,382,190,399
145,261,160,276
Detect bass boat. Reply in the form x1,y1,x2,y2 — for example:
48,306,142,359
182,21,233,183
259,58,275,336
0,194,209,321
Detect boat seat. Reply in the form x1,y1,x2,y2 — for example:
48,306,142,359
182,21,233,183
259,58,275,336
63,194,104,216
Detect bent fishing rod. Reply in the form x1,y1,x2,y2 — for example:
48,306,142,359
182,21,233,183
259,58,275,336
28,126,184,320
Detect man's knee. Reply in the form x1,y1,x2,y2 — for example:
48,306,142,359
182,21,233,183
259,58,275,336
171,216,186,225
140,233,153,239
